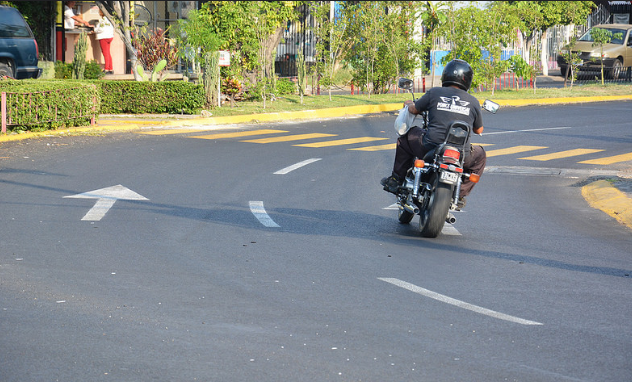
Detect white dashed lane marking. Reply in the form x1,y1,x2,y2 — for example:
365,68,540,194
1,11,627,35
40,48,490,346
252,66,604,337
249,201,280,228
274,158,322,175
378,278,543,326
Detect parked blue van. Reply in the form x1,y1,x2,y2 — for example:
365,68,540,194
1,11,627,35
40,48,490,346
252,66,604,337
0,5,42,79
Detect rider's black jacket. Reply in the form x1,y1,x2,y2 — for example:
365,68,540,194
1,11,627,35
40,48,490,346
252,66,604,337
413,86,483,154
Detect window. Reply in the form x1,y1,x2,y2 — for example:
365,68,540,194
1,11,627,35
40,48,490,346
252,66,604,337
578,27,627,45
0,8,32,38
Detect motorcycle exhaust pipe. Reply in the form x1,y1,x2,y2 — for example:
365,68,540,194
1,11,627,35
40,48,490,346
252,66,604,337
403,203,419,215
446,213,456,224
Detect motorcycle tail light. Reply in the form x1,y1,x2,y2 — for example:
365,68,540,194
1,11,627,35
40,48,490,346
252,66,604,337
443,149,460,160
414,159,425,168
469,173,480,183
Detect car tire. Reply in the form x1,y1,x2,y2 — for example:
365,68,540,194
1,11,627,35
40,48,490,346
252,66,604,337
0,62,14,78
609,59,623,80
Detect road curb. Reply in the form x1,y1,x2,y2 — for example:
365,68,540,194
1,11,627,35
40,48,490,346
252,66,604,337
495,94,632,107
94,95,632,129
98,103,404,130
581,180,632,230
0,123,142,142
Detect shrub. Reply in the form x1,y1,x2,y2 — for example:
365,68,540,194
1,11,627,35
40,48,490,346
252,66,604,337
84,61,105,80
244,79,265,101
0,79,204,132
55,61,103,80
276,78,296,95
0,79,99,132
133,27,179,71
98,81,204,114
221,77,242,107
55,61,73,79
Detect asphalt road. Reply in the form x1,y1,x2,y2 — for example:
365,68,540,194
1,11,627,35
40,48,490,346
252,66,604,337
1,102,631,381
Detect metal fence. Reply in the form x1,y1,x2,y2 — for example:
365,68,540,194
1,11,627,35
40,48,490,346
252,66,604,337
565,66,632,84
274,3,318,78
590,3,632,26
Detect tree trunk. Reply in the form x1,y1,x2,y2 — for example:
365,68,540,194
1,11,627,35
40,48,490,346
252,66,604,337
430,30,437,88
263,27,284,77
540,29,548,76
523,33,534,65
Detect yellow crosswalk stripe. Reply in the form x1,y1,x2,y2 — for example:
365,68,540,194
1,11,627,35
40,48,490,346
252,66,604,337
349,143,397,151
188,129,288,140
486,145,547,157
242,133,337,143
140,129,211,135
579,152,632,165
350,142,491,152
520,148,604,161
139,126,626,167
295,137,388,148
347,143,397,151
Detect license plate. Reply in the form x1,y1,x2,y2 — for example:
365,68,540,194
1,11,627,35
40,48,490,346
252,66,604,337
440,171,458,184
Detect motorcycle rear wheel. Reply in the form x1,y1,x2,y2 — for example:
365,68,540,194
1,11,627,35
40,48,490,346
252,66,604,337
419,181,452,237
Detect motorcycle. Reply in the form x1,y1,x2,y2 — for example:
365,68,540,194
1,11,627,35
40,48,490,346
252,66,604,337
393,78,499,237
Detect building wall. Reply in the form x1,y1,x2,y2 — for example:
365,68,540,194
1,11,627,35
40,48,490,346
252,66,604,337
59,1,126,74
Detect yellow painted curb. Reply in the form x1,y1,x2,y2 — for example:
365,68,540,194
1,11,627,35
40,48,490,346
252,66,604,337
582,180,632,230
496,94,632,107
1,104,403,142
172,103,403,126
0,123,143,142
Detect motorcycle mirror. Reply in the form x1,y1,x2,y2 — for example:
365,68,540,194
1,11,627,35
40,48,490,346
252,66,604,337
398,78,414,91
482,100,499,114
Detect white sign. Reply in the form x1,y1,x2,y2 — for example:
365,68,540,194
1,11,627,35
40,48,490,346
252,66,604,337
219,50,230,67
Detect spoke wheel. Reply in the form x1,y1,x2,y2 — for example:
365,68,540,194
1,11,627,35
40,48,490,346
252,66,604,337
419,179,453,238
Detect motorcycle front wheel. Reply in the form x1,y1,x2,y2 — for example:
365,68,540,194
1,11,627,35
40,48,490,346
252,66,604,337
419,181,452,238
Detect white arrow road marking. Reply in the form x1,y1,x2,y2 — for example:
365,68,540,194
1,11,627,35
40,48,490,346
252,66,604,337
274,158,322,175
64,185,149,221
249,201,280,227
378,278,543,326
441,223,461,235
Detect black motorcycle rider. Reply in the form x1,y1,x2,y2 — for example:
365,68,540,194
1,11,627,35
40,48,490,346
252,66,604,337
381,59,487,209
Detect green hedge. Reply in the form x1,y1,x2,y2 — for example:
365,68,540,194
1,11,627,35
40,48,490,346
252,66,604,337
0,79,204,132
0,80,99,131
98,81,203,114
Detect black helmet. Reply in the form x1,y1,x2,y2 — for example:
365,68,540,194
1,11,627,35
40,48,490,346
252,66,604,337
441,59,473,91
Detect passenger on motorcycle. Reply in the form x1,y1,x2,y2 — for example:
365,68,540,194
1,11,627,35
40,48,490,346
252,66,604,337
381,59,487,209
